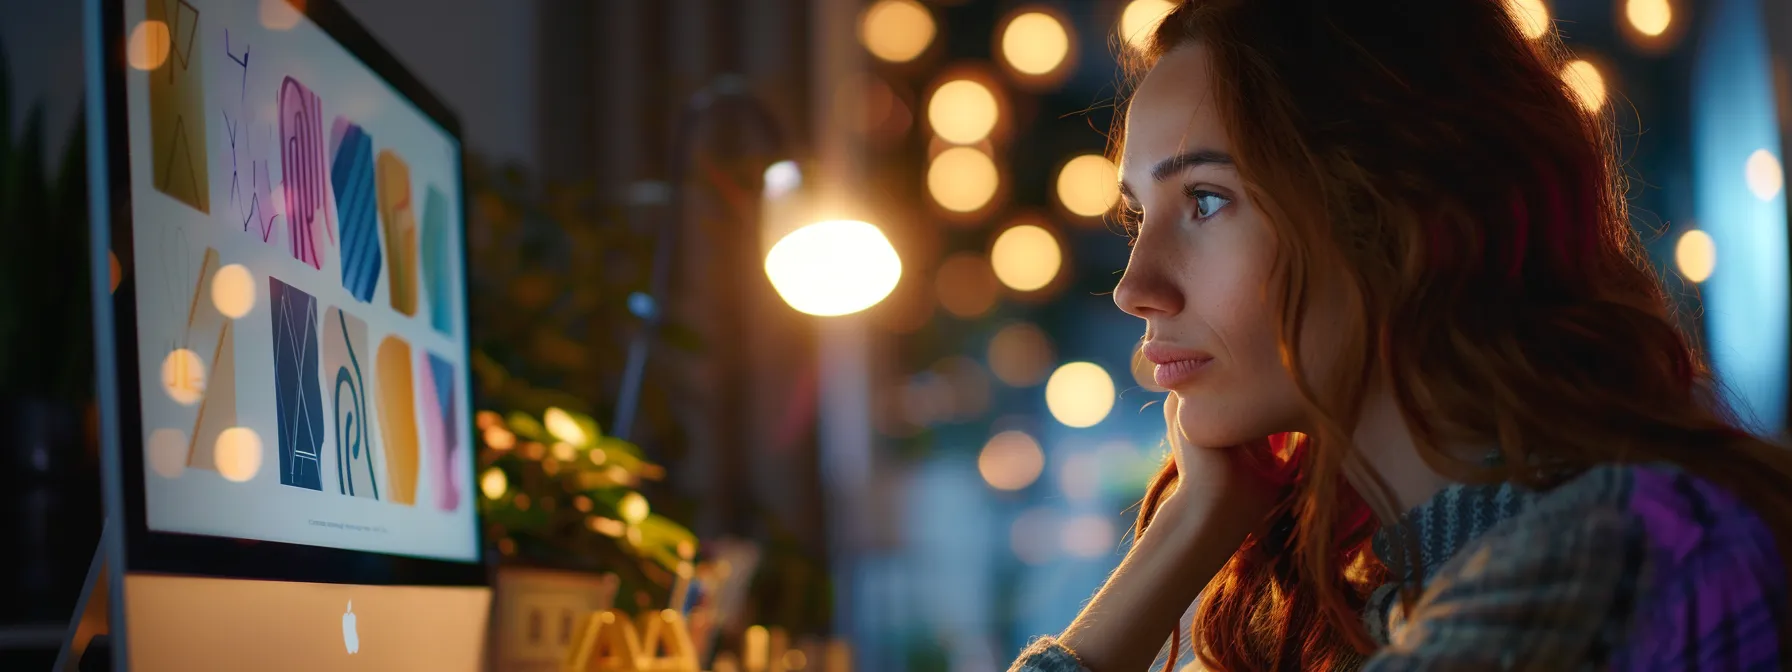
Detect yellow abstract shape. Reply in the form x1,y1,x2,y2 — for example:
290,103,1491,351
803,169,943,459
146,0,209,213
564,609,646,672
181,248,237,471
377,151,420,316
635,610,699,672
376,336,420,504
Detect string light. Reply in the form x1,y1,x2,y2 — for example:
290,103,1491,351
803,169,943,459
859,0,935,63
1746,148,1784,201
927,79,1000,145
1000,10,1071,77
928,147,1001,214
1045,362,1116,428
990,223,1062,292
979,430,1046,491
1508,0,1551,39
1056,154,1121,218
1561,59,1608,112
1625,0,1672,37
1119,0,1176,50
1675,229,1716,283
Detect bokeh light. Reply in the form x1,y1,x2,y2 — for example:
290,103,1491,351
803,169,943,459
1061,514,1117,558
1010,508,1059,564
619,492,651,524
1045,361,1116,428
1676,229,1716,283
936,253,1000,318
215,427,263,483
928,147,1001,214
859,0,935,63
211,264,256,319
988,322,1055,387
990,223,1062,292
260,0,304,31
1747,148,1784,201
764,220,903,316
1056,154,1121,218
127,21,171,71
147,427,188,479
543,407,588,446
481,467,508,500
161,348,205,406
1000,11,1071,77
979,430,1046,491
1508,0,1551,39
1561,59,1608,112
927,79,1000,145
1119,0,1176,50
1625,0,1671,37
1058,452,1102,502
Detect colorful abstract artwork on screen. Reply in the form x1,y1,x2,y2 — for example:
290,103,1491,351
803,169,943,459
419,351,461,511
332,119,382,303
146,0,210,213
421,185,453,335
375,336,420,505
278,76,332,270
325,305,381,499
271,277,325,490
376,151,420,317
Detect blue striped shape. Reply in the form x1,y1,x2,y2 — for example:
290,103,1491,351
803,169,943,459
332,124,381,303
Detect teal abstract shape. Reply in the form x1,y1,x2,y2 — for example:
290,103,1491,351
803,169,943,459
421,186,453,335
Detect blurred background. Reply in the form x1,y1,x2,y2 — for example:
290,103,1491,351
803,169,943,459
3,0,1791,670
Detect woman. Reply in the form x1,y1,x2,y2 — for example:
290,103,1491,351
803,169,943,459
1009,0,1792,670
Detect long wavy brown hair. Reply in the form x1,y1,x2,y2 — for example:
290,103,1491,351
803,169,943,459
1119,0,1792,669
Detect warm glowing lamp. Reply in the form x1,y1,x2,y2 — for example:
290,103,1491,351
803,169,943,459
765,220,903,317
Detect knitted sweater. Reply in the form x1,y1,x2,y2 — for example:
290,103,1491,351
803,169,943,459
1009,463,1788,671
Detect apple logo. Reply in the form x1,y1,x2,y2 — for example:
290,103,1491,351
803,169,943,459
342,600,360,654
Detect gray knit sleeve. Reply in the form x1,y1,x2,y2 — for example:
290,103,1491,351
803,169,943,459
1008,637,1094,672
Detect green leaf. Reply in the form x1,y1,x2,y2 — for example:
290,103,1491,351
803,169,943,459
506,411,548,442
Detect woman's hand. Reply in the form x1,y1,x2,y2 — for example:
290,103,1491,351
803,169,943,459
1155,392,1283,539
1048,393,1288,671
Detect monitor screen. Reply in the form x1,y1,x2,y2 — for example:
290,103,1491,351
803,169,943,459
120,0,477,563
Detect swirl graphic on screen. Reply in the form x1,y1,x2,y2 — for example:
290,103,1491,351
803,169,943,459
325,306,380,499
279,77,333,270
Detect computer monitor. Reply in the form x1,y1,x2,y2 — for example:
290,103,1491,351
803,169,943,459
84,0,489,669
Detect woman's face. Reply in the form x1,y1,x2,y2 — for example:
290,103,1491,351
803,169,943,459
1115,44,1310,448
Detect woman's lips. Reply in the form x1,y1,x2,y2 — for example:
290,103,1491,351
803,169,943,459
1153,357,1214,389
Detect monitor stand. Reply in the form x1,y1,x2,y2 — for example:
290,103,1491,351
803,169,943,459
55,519,112,672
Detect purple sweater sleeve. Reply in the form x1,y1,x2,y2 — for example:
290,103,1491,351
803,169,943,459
1366,465,1787,671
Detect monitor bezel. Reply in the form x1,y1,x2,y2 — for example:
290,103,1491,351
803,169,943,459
89,0,487,587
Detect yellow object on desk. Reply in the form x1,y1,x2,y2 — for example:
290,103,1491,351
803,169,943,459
563,609,699,672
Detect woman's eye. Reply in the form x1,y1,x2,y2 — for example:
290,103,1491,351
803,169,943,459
1191,190,1231,220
